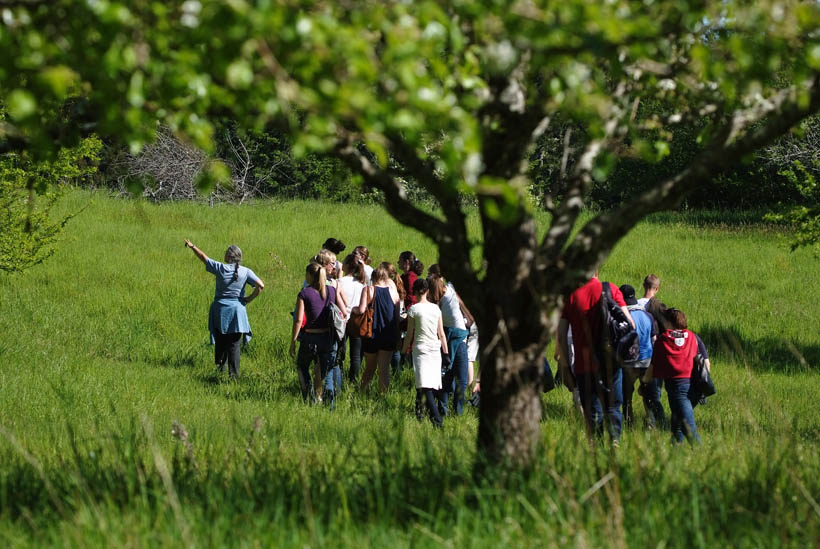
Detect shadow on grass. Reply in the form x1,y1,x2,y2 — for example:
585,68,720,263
154,350,199,369
698,323,820,373
645,209,774,228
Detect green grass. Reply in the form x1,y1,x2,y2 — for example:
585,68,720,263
0,189,819,547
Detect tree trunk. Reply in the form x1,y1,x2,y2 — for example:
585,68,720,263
473,212,552,472
475,333,545,470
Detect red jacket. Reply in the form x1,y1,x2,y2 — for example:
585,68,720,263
652,329,698,379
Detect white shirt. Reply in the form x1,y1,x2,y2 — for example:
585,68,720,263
439,282,466,330
337,276,364,320
363,264,374,286
637,297,650,309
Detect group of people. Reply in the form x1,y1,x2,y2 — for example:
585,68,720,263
557,273,711,444
286,239,478,422
184,238,711,441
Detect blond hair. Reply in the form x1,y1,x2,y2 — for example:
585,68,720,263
306,262,327,299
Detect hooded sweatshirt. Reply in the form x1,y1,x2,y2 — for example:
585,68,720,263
652,329,698,379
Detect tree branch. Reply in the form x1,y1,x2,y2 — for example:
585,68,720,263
551,76,820,296
333,139,448,240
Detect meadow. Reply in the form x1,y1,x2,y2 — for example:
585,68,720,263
0,189,819,547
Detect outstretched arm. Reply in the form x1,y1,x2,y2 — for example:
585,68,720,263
184,239,208,264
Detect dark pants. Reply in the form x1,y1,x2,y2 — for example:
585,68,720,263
416,389,443,428
665,378,701,443
623,366,666,429
439,327,469,416
340,335,363,384
214,332,242,378
296,332,338,407
576,367,623,441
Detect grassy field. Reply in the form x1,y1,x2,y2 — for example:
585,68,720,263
0,189,819,547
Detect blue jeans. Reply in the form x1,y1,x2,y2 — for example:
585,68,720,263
440,327,469,416
576,367,623,441
664,378,700,443
296,332,338,407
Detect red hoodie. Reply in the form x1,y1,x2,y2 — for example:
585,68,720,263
652,329,698,379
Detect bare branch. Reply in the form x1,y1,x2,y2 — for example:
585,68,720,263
538,139,604,262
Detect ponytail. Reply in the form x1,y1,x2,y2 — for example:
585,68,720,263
343,253,367,285
306,262,327,300
225,245,243,283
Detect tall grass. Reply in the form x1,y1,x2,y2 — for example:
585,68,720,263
0,189,818,546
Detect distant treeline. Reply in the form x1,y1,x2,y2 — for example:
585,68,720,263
92,115,820,210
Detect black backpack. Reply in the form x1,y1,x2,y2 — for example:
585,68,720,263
599,282,640,368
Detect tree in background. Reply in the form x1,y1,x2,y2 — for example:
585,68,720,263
0,104,100,272
3,0,820,468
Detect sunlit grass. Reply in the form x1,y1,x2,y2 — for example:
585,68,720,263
0,189,818,546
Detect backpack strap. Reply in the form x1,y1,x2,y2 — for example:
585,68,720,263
601,281,612,301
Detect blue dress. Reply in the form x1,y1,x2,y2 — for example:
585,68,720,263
363,286,398,352
205,258,260,343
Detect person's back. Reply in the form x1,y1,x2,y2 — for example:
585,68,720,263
631,307,655,361
562,277,608,375
372,285,397,335
408,301,441,352
299,285,335,329
206,258,257,300
560,275,628,442
338,275,363,321
439,282,467,330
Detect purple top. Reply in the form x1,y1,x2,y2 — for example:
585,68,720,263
299,286,336,330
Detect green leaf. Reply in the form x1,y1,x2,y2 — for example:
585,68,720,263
226,60,254,89
195,161,231,194
6,90,37,121
38,66,80,99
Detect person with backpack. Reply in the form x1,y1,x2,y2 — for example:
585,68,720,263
619,284,664,429
290,262,347,408
557,273,634,443
185,241,264,379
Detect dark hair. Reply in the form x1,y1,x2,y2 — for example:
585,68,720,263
426,274,445,304
411,260,424,276
342,253,366,285
399,251,416,267
427,263,442,277
323,238,346,254
412,277,429,296
666,308,687,330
